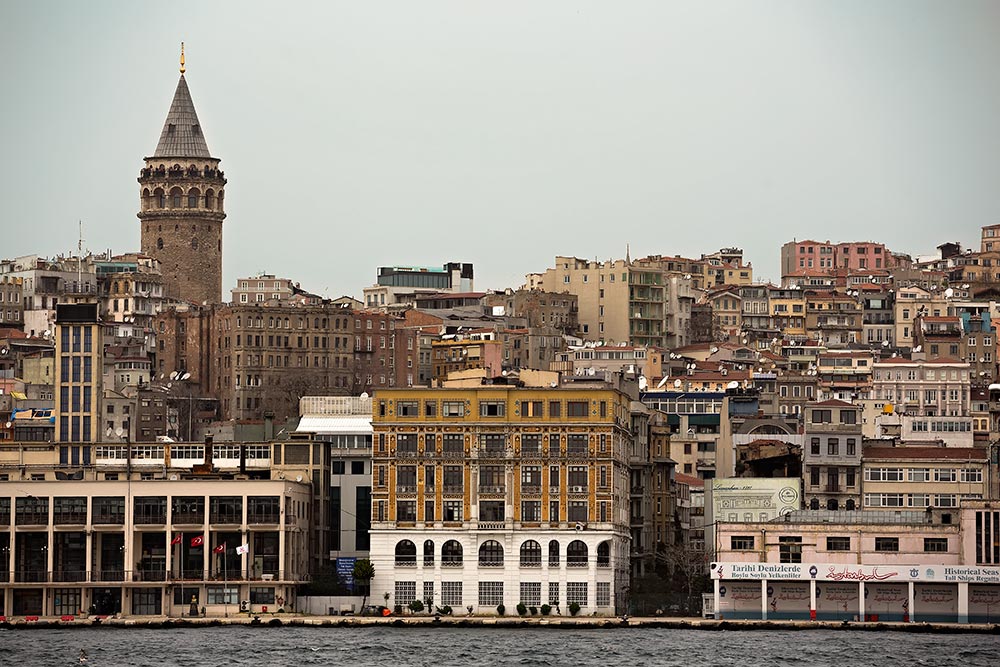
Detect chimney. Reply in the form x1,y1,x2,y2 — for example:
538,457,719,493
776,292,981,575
264,411,275,441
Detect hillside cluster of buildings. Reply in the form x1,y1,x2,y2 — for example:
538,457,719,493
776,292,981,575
2,56,1000,622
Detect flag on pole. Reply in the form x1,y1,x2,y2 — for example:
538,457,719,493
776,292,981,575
236,543,249,555
170,534,182,545
213,543,226,554
190,535,204,548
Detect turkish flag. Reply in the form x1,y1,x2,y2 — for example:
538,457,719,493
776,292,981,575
190,535,204,548
170,534,182,545
213,543,226,554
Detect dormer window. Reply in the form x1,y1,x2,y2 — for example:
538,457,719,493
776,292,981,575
167,124,176,134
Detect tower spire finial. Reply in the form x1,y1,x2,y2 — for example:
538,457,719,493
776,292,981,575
180,42,186,74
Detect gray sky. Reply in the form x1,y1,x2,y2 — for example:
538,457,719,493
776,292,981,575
3,1,999,298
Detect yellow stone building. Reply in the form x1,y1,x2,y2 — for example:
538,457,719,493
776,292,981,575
369,380,633,615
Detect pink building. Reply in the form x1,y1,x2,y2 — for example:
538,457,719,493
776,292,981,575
781,240,896,278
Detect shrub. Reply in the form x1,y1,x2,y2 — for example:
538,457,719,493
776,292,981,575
540,604,551,616
409,600,424,613
529,606,538,616
569,602,581,616
496,604,506,616
440,605,453,616
394,604,403,615
516,602,527,616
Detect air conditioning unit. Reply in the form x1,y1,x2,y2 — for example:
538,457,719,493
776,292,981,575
571,486,585,493
262,574,274,581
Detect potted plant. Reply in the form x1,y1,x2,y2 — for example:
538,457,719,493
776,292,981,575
569,602,581,616
496,603,506,616
540,604,551,616
516,602,527,616
529,606,537,616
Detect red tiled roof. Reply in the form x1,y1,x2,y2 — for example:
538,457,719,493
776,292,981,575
675,473,705,487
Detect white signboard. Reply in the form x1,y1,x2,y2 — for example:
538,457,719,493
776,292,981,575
709,478,800,523
712,562,1000,585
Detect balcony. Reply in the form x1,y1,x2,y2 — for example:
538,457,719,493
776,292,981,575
171,512,204,525
521,485,542,496
15,512,49,526
53,512,87,526
52,569,88,583
442,485,464,496
478,485,507,496
91,513,125,525
396,485,418,495
247,512,280,525
567,486,588,495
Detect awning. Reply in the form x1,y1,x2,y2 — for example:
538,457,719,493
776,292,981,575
10,391,27,400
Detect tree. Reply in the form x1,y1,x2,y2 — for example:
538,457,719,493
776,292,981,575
352,558,375,611
655,541,709,615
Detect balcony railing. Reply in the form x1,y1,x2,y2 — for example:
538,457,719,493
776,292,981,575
15,513,49,526
134,513,167,525
247,512,280,525
52,569,88,582
210,512,242,525
53,512,88,525
171,512,204,525
521,485,542,496
442,485,464,496
91,513,125,525
478,485,506,495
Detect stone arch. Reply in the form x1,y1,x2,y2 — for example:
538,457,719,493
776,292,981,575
519,540,542,566
153,187,165,208
478,540,503,566
205,188,215,209
394,539,416,565
548,539,560,566
156,237,164,250
597,541,611,566
810,497,820,510
442,540,463,564
187,187,201,208
141,188,151,211
217,190,224,211
169,187,183,208
423,539,434,565
566,540,588,566
827,498,839,510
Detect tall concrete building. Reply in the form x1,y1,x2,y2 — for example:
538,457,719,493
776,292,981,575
138,48,226,305
54,303,101,443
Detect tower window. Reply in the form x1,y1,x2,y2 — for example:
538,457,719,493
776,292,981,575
167,124,175,134
156,238,163,250
191,237,199,250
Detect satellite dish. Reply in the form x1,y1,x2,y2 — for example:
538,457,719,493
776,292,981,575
727,381,739,389
360,392,369,399
0,347,7,356
638,376,648,390
4,422,11,429
43,330,51,338
159,373,165,379
180,372,191,381
169,371,178,380
882,340,889,347
106,427,113,437
944,288,954,298
115,427,124,437
673,379,682,388
295,475,303,483
169,474,178,481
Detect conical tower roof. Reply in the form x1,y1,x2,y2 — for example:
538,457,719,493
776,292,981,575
151,74,212,159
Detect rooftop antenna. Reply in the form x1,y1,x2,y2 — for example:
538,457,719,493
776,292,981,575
180,42,186,74
77,220,83,288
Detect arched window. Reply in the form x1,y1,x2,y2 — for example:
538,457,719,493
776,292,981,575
827,498,839,511
205,189,215,209
154,188,165,208
191,237,199,250
845,498,856,511
217,190,224,210
520,540,542,567
810,498,820,510
566,540,588,567
442,540,463,565
548,540,560,566
423,539,434,566
597,541,611,567
478,540,503,567
395,539,416,565
156,237,163,250
188,188,200,208
141,188,150,210
170,187,182,208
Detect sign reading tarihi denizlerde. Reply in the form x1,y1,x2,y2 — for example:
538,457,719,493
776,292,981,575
709,478,801,523
711,562,1000,585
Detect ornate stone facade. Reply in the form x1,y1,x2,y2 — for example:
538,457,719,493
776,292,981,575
138,71,226,305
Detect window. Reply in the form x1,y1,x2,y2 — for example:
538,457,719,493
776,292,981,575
479,540,504,566
548,581,560,605
250,587,275,605
827,438,838,456
875,537,899,552
478,581,503,606
908,468,930,482
479,401,505,417
846,438,856,456
395,581,417,605
934,468,957,483
962,468,983,483
424,401,437,417
442,401,465,417
207,586,239,604
810,438,820,456
520,540,542,566
397,401,419,417
826,536,851,551
924,538,948,553
839,410,857,424
548,401,561,418
441,581,462,606
779,536,802,563
811,409,832,424
520,582,542,606
566,582,588,606
566,540,588,566
730,536,755,550
597,582,611,607
865,493,904,507
567,401,588,417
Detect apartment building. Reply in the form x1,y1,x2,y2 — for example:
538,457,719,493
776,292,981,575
861,445,988,511
802,400,862,511
872,357,972,417
368,381,633,615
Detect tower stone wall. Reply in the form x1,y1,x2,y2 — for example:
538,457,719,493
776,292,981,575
138,72,226,305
